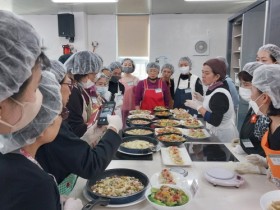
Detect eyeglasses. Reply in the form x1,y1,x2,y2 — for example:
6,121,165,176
60,107,70,120
61,82,74,91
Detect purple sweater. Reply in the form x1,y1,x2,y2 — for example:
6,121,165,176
135,78,169,107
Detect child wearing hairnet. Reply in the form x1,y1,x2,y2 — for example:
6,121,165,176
0,71,82,210
36,60,122,196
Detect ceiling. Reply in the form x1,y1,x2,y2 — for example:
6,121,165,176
1,0,258,15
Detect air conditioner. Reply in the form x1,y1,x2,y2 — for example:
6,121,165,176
192,38,210,56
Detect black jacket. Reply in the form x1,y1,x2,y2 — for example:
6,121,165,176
0,153,61,210
36,121,122,184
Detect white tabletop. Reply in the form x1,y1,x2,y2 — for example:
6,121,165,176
70,144,277,210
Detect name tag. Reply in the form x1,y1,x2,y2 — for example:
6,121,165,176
269,154,280,166
155,88,162,93
185,88,192,94
127,81,134,86
241,139,254,148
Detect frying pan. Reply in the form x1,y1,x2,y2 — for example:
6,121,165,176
156,133,187,147
123,126,155,138
82,168,149,210
119,136,159,155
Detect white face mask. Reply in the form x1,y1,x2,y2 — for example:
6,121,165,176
96,86,108,96
0,89,43,133
249,94,264,115
179,66,190,74
82,80,95,89
239,87,252,102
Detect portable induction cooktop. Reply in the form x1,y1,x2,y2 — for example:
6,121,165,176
185,143,239,162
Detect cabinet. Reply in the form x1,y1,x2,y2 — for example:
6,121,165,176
230,17,243,85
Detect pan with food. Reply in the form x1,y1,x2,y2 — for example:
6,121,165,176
82,168,149,210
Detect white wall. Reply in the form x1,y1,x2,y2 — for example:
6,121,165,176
87,15,117,66
150,14,230,79
22,13,230,72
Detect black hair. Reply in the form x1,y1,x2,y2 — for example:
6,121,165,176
270,54,277,63
238,71,253,82
267,103,280,116
73,74,87,82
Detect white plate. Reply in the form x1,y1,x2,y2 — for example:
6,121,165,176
161,147,192,166
260,190,280,210
118,144,161,156
185,129,210,139
150,170,186,186
204,167,245,188
82,188,146,208
127,114,155,120
180,119,204,128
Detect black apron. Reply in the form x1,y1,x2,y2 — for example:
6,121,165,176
173,76,198,115
239,108,265,157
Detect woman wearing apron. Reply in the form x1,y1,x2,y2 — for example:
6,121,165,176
186,58,238,143
174,56,203,115
65,51,103,138
135,62,169,111
160,63,175,109
120,58,139,126
244,64,280,188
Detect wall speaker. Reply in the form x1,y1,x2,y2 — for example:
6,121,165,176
58,13,75,38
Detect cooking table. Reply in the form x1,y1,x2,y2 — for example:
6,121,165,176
70,143,277,210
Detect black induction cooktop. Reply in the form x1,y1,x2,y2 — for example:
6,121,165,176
185,143,239,162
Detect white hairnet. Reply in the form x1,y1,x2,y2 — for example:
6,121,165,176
216,56,229,70
161,63,174,74
0,71,62,154
252,64,280,109
258,44,280,63
146,62,160,73
94,72,108,82
109,61,122,72
242,61,263,76
64,51,103,75
0,10,41,102
48,60,67,83
178,56,192,70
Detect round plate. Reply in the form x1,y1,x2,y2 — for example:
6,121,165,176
260,190,280,210
206,168,235,180
83,188,146,208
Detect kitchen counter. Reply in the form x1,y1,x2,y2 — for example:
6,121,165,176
70,143,277,210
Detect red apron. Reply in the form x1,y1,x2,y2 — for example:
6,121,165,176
140,79,165,111
261,131,280,180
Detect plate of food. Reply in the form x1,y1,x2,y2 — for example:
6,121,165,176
157,133,187,147
155,127,182,135
127,114,155,120
173,112,192,120
118,136,159,155
154,106,169,112
185,128,210,139
180,118,204,128
123,127,154,137
170,108,188,114
154,111,172,119
129,110,151,115
150,168,186,186
128,118,152,127
153,119,181,127
161,146,192,166
260,190,280,210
